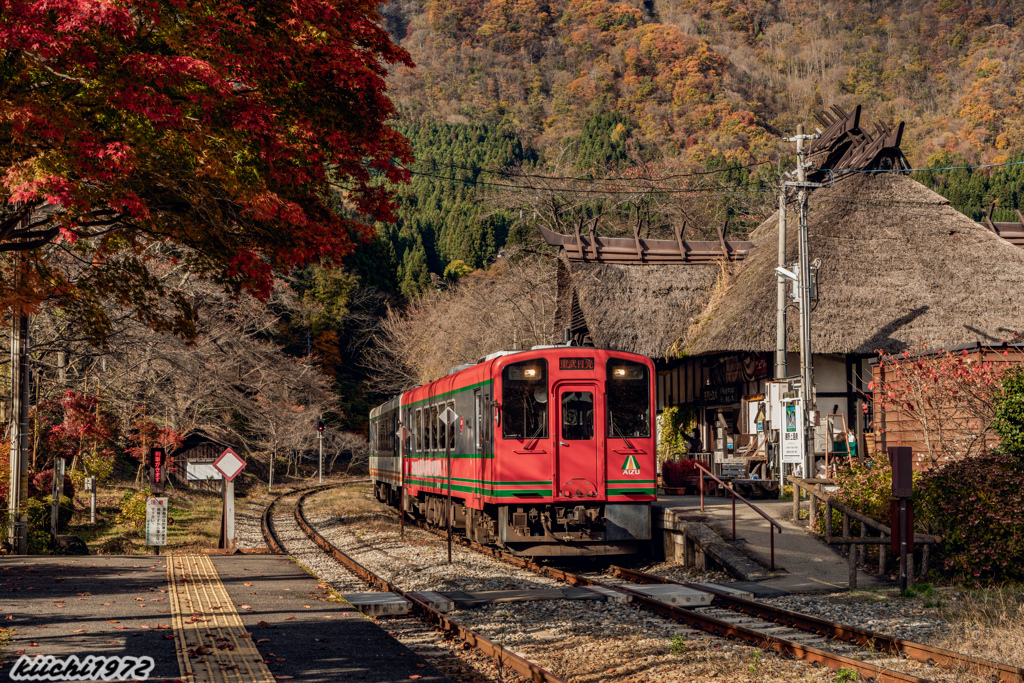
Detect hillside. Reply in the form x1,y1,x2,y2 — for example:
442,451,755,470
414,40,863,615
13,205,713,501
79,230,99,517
374,0,1024,291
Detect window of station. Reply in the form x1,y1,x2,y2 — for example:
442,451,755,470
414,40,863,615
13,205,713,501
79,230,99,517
502,359,548,440
607,359,651,439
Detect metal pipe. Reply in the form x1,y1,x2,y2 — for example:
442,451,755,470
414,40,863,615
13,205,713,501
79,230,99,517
770,526,775,570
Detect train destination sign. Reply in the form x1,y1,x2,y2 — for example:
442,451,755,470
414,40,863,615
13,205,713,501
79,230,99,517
559,357,595,371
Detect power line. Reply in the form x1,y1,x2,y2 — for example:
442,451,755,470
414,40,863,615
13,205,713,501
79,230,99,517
408,157,779,183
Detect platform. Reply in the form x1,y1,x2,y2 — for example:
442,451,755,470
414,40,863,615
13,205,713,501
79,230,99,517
0,554,451,683
655,494,886,593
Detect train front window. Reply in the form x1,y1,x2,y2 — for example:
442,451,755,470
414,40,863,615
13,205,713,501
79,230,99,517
607,359,651,439
561,391,594,440
502,359,548,440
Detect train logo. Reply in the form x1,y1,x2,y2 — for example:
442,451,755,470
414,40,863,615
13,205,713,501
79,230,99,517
621,455,641,475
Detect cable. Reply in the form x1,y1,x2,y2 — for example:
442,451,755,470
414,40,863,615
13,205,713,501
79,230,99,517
406,157,778,183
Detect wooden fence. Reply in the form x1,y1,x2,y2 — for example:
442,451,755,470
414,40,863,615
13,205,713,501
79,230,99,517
788,476,941,589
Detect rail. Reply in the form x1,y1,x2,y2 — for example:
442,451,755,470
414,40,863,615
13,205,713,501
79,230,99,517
788,476,941,589
695,462,782,570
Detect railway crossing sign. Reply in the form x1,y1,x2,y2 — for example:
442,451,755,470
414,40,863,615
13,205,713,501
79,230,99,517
214,448,246,482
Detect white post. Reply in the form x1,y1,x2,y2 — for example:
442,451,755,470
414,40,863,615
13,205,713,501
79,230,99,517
269,453,274,492
221,479,235,550
90,485,96,524
318,432,323,484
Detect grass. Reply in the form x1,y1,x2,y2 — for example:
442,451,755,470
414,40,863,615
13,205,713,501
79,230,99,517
66,483,234,554
934,585,1024,673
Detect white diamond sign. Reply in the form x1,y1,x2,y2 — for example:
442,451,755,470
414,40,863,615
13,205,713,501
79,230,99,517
439,407,459,425
214,448,246,482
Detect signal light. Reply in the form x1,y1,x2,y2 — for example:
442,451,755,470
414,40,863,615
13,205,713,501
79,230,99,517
317,419,325,432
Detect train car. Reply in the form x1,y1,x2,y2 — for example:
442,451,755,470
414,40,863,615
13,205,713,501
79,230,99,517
369,346,656,557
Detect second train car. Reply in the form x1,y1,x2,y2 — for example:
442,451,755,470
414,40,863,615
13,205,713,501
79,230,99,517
369,346,656,557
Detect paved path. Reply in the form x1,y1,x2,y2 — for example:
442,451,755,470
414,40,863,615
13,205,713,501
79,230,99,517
0,554,450,683
657,494,886,593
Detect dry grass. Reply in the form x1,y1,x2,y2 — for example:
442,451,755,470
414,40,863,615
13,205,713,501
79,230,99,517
935,586,1024,675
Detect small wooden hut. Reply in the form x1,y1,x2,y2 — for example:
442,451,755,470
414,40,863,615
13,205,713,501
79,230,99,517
168,431,237,490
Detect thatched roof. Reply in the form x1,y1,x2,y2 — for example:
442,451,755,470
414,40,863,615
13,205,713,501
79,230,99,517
685,173,1024,356
556,257,720,359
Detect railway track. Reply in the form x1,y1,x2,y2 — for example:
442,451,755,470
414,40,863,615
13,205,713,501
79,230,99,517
388,496,1022,683
261,482,564,683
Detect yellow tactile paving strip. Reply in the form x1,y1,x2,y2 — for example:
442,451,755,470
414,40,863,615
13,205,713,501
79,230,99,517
167,554,276,683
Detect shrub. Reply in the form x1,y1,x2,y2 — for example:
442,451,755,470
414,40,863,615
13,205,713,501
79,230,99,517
916,452,1024,583
994,366,1024,460
116,489,150,529
28,469,76,501
662,458,699,487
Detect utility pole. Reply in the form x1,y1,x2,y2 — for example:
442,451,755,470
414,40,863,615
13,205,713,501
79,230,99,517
8,313,29,554
784,123,821,480
775,178,788,380
317,419,325,483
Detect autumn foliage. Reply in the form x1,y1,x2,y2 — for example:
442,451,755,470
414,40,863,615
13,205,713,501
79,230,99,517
1,0,412,333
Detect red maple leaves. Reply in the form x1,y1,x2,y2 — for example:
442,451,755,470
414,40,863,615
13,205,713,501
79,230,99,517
1,0,412,329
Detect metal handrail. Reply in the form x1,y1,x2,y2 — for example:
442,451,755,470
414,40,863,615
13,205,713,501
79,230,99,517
695,462,781,570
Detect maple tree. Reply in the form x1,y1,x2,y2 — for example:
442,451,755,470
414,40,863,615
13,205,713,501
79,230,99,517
1,0,412,334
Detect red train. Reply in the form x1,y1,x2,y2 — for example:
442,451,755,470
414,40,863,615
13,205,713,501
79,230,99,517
369,347,656,557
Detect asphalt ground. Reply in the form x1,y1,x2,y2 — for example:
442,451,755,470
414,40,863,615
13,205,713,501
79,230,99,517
0,554,450,683
209,554,450,683
0,556,180,681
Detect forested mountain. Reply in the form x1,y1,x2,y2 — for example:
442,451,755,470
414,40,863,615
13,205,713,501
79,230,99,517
373,0,1024,292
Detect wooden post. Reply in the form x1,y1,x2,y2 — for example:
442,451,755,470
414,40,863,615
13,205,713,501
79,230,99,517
879,539,887,576
824,501,832,541
859,522,866,563
809,489,817,528
921,543,930,579
849,538,858,590
792,480,800,524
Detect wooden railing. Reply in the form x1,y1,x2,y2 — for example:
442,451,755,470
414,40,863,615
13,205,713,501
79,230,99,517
788,476,941,589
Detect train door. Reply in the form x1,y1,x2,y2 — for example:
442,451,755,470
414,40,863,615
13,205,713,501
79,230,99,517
554,382,603,500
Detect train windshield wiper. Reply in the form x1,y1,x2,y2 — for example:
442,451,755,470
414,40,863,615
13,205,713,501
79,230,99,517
609,411,635,450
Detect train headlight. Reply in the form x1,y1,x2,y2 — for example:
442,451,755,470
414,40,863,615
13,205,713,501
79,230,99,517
524,368,537,378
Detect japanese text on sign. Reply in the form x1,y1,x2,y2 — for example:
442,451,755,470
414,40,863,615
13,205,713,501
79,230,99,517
146,497,168,546
559,357,595,371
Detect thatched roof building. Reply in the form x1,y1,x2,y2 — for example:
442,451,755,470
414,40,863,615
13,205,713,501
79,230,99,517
683,173,1024,356
556,258,719,358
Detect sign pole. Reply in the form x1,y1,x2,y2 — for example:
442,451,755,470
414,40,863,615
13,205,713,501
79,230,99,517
213,448,245,551
446,423,452,564
318,431,323,484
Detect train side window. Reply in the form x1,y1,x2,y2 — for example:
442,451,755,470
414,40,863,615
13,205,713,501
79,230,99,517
607,359,651,438
431,405,439,450
475,391,483,452
502,359,548,440
447,400,456,449
415,409,422,452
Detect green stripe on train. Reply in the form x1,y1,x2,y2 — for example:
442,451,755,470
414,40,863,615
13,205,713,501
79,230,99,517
404,476,549,497
400,379,495,408
606,488,657,496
